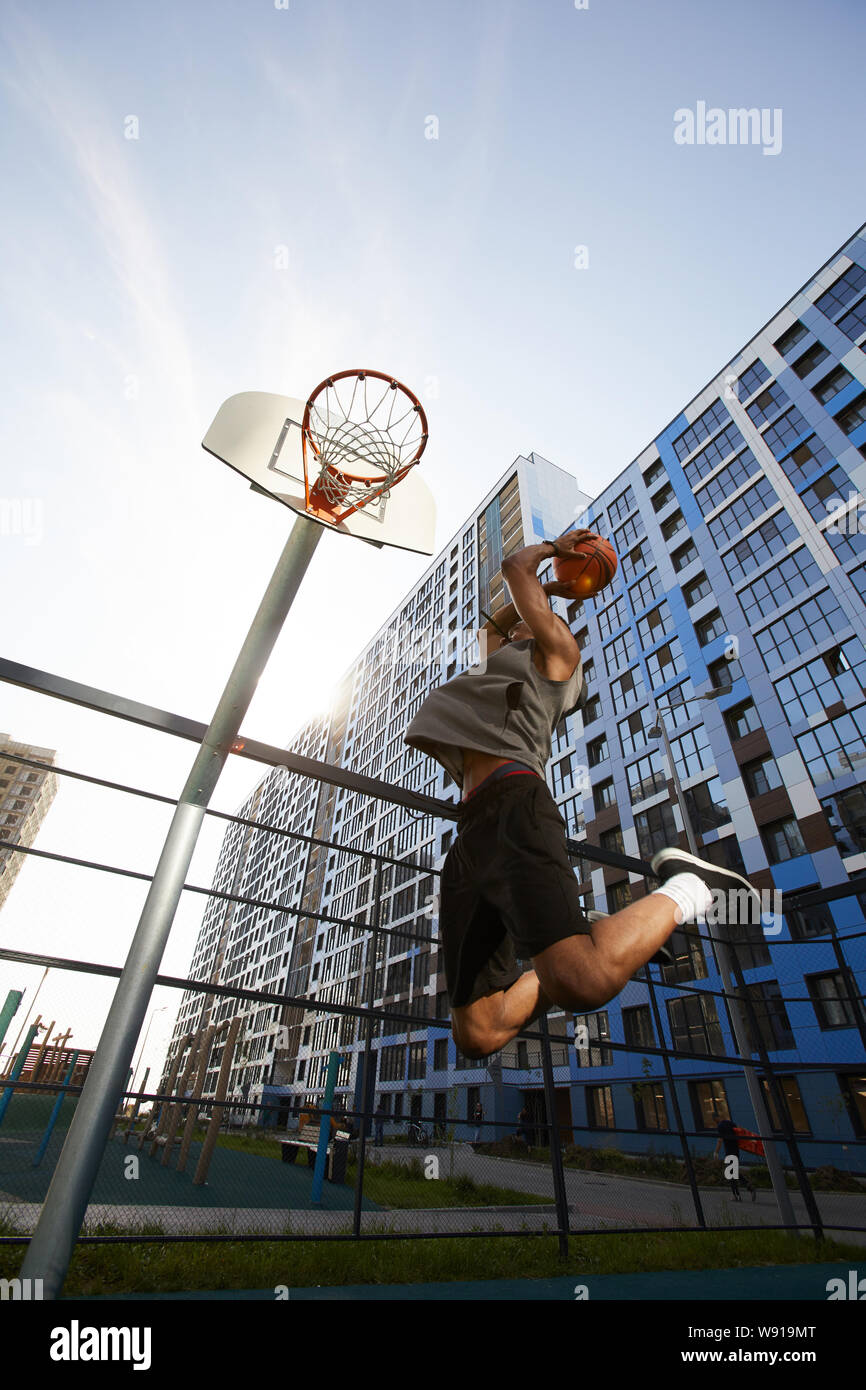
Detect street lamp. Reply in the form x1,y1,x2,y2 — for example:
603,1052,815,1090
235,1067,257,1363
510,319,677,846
647,691,798,1229
130,1005,167,1096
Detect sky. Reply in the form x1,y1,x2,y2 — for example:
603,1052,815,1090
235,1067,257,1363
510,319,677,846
1,0,865,1088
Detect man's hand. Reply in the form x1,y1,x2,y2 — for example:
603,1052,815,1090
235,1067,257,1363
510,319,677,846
548,529,597,559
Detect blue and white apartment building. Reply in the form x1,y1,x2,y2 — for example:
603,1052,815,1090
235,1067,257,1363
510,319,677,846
168,224,866,1167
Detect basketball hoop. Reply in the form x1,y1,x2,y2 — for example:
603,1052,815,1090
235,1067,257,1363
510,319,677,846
301,369,428,525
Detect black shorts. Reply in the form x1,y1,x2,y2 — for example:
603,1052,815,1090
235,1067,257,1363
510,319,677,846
439,773,592,1009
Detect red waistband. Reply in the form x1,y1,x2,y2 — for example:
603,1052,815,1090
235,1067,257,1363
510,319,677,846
462,761,540,803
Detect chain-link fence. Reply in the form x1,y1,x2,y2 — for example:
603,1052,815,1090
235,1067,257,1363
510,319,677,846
1,658,865,1273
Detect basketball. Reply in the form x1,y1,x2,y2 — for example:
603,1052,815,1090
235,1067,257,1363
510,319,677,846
553,533,618,599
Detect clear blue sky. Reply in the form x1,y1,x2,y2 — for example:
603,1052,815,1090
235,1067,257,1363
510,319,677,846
1,0,864,1077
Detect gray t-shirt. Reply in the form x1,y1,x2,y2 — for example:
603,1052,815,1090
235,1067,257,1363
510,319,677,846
404,639,585,787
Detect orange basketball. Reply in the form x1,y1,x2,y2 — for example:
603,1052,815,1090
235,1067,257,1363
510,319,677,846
553,533,618,599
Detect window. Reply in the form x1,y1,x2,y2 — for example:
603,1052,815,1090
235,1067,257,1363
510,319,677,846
593,778,615,813
620,540,650,583
586,1085,615,1128
708,654,742,689
746,381,789,427
774,640,866,725
643,460,665,488
433,1038,448,1069
627,751,667,804
806,972,865,1030
707,477,778,546
797,706,866,785
690,1079,730,1129
587,735,609,767
773,320,808,356
629,569,661,613
755,592,845,670
743,755,783,797
667,994,724,1056
758,1076,811,1134
736,549,822,624
744,980,796,1050
762,405,811,459
695,448,760,514
622,1005,655,1049
783,886,835,940
672,540,699,572
582,694,602,724
837,1074,866,1136
683,419,745,490
551,755,574,797
558,794,586,837
574,1011,612,1067
762,817,807,863
608,880,633,912
725,512,798,582
684,776,731,834
815,263,866,320
821,786,866,856
634,1081,669,1132
646,639,685,688
813,365,854,406
613,513,645,551
611,665,646,709
598,595,627,640
835,391,866,436
600,825,625,856
659,926,710,984
838,298,866,342
669,725,714,779
619,707,651,757
661,511,686,543
727,916,772,971
608,486,636,526
696,609,726,645
408,1041,427,1079
637,601,673,650
379,1044,406,1082
725,700,762,741
736,359,771,399
651,483,674,512
682,572,712,606
634,801,677,860
672,398,731,462
780,434,834,488
605,630,635,675
791,341,830,379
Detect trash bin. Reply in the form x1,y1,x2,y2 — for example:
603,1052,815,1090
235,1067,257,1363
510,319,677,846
328,1135,350,1184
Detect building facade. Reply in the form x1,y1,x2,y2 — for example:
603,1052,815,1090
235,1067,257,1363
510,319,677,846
0,735,58,911
169,224,866,1165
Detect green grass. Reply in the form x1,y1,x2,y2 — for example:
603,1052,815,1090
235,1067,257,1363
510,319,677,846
0,1218,860,1296
349,1158,551,1209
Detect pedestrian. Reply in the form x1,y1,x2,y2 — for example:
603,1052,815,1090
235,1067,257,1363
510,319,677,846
714,1117,756,1201
373,1100,386,1147
473,1100,484,1143
517,1105,532,1153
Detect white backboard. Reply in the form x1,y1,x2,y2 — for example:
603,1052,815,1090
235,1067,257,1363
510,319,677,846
202,391,435,555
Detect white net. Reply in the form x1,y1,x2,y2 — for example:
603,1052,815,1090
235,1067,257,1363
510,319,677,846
304,372,427,518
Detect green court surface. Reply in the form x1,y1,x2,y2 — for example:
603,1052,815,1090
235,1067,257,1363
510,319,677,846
0,1096,375,1213
73,1262,863,1301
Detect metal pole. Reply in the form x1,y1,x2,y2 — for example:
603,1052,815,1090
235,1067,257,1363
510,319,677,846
5,967,48,1070
0,989,23,1057
654,707,798,1232
538,1015,570,1256
21,515,323,1298
0,1022,40,1126
311,1050,342,1206
352,858,382,1236
34,1053,79,1167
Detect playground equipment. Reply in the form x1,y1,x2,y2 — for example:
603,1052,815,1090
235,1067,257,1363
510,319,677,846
33,1053,79,1168
135,1014,243,1187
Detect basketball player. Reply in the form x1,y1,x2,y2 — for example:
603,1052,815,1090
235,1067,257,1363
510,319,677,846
404,531,761,1060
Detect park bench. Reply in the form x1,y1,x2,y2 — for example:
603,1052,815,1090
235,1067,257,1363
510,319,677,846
279,1114,351,1181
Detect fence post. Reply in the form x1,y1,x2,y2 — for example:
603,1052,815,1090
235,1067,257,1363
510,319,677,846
644,966,706,1228
538,1014,570,1257
353,857,382,1236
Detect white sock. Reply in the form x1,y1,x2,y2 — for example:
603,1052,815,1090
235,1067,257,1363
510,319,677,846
652,872,713,925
